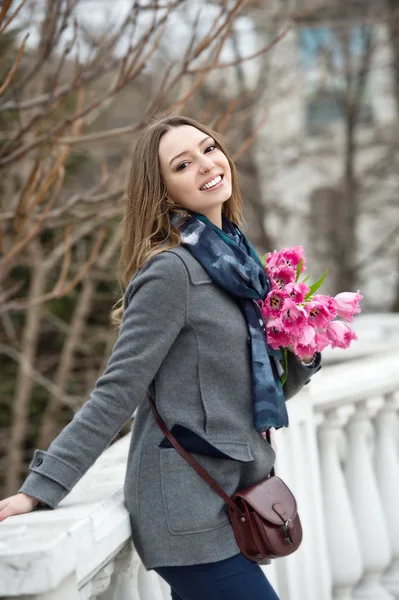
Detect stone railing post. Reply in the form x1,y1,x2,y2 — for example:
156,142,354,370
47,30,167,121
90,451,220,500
318,407,363,599
345,400,393,599
272,394,332,600
90,561,116,599
137,561,169,600
95,543,134,600
374,393,399,597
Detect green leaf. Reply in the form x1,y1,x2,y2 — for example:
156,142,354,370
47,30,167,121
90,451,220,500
260,254,267,268
301,275,310,283
305,269,328,299
295,259,303,282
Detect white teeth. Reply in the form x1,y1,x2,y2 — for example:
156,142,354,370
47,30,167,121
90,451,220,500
200,175,222,190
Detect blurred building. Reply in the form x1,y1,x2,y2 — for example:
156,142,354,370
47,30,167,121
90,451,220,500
209,1,399,310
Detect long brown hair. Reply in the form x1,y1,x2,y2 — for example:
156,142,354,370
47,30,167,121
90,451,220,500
111,115,244,326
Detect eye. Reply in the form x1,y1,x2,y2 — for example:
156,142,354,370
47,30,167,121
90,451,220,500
176,161,190,171
176,144,217,171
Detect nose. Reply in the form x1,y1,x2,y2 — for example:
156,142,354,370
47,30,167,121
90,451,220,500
198,154,215,174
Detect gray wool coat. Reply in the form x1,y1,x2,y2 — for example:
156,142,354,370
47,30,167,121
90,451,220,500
19,246,321,570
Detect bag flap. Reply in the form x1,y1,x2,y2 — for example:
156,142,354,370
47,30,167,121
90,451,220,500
233,476,297,524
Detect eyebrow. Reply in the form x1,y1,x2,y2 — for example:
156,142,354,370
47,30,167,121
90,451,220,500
168,136,213,167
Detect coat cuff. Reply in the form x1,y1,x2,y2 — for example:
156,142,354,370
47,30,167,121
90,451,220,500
301,352,322,370
18,448,84,509
19,471,68,509
28,449,83,489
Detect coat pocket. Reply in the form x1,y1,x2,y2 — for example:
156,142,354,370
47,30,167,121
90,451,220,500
158,424,254,461
159,440,253,536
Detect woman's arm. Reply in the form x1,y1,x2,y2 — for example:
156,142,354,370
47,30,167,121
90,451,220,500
282,351,322,401
17,252,188,509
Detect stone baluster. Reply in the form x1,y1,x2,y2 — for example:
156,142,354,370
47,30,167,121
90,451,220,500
157,575,173,600
89,561,115,599
270,426,299,600
94,542,135,600
89,541,169,600
138,561,168,600
273,397,332,600
5,573,81,600
374,393,399,596
345,400,393,599
318,408,363,600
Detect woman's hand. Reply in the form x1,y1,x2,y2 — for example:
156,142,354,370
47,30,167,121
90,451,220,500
0,493,39,522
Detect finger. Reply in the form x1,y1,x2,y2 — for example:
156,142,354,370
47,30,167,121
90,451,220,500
0,505,14,522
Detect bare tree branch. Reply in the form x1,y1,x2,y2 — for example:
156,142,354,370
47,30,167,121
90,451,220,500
0,0,28,34
0,33,29,95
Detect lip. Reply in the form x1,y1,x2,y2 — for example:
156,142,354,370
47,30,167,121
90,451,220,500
199,173,224,191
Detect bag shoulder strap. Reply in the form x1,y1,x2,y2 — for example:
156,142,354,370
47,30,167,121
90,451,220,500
147,394,242,515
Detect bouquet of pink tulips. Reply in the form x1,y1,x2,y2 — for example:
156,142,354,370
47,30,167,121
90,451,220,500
258,246,362,382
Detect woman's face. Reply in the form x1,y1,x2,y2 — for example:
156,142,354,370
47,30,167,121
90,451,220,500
158,125,232,227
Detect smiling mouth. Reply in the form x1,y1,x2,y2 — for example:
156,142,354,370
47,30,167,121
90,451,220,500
200,174,224,191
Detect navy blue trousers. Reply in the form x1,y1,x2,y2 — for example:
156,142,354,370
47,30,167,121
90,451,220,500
154,552,280,600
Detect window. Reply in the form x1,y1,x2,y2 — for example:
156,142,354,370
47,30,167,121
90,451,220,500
299,25,373,134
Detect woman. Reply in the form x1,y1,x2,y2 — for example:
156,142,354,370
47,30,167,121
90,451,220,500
0,116,321,600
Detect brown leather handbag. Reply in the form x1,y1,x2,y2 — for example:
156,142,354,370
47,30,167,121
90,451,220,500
148,396,302,563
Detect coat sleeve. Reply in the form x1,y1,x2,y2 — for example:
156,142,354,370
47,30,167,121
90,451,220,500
282,351,322,401
18,252,188,508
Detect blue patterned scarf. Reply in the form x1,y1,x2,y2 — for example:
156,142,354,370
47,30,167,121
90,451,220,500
172,210,288,431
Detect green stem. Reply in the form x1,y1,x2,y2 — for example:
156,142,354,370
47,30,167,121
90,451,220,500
280,348,288,386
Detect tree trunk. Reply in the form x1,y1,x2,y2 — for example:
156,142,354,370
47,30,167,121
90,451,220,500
230,26,275,253
338,106,359,292
37,278,95,449
387,0,399,115
335,26,373,293
391,250,399,312
6,242,46,495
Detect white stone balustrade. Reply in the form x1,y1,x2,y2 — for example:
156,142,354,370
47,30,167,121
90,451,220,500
253,349,399,600
280,351,399,600
1,337,399,599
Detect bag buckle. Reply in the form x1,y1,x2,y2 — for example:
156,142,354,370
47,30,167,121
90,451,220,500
282,519,294,544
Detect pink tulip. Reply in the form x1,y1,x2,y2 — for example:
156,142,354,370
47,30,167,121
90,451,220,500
281,299,307,335
266,251,281,271
315,331,331,352
295,330,330,360
312,294,338,319
261,288,288,319
266,318,293,350
334,291,363,322
279,246,306,272
285,281,309,303
326,321,358,349
305,300,334,329
270,265,296,289
316,331,330,352
293,323,316,359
